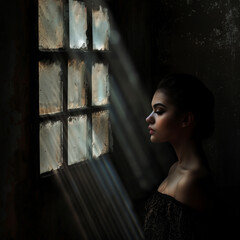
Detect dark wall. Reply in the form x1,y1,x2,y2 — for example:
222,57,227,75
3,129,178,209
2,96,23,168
147,1,240,184
0,0,33,239
112,0,240,237
1,0,240,239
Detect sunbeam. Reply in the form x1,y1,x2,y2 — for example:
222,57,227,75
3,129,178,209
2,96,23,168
37,0,168,239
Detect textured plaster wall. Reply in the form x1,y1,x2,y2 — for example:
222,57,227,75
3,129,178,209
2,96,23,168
147,1,240,237
111,0,240,235
149,0,240,187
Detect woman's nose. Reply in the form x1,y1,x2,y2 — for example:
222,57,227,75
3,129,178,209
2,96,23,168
146,112,154,124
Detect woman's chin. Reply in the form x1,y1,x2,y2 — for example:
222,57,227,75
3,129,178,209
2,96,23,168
150,136,159,143
150,136,166,143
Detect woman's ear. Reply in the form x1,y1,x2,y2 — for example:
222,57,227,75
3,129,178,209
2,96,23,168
181,112,195,128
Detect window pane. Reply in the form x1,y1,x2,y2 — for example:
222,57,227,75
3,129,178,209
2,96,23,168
92,111,109,158
92,63,109,106
69,0,87,49
68,115,87,164
68,59,86,109
92,6,110,50
39,0,64,49
40,121,63,174
39,61,63,115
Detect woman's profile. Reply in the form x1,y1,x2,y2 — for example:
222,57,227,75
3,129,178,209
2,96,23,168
144,73,215,240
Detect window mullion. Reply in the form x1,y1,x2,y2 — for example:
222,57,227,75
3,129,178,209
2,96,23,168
86,0,93,51
86,55,93,160
62,57,68,167
85,0,93,160
64,0,70,50
63,0,69,167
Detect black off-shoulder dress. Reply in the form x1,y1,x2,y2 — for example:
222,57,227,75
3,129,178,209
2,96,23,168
144,191,212,240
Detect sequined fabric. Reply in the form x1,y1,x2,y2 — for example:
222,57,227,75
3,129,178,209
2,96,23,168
144,191,210,240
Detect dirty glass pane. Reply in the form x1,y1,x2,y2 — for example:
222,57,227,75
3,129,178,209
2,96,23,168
92,111,109,158
39,61,62,115
92,6,110,50
68,115,87,164
39,0,64,49
68,59,86,109
69,0,87,49
40,121,63,174
92,63,109,106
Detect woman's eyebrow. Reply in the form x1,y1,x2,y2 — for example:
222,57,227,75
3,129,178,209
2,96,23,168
152,103,167,109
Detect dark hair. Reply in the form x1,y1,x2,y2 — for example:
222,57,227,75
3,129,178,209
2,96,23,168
157,73,215,141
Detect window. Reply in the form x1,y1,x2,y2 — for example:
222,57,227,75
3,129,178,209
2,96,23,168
38,0,111,176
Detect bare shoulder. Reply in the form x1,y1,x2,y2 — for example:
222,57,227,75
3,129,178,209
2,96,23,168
176,167,213,212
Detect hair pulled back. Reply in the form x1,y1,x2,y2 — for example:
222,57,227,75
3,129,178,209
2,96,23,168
157,73,215,141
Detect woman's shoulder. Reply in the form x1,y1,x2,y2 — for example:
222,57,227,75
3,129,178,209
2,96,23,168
176,165,213,212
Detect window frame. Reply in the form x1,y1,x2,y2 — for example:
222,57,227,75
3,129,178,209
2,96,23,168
36,0,112,178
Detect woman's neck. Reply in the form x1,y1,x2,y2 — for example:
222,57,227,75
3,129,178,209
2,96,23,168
171,137,205,170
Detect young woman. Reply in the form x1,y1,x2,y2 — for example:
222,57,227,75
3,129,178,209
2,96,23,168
144,74,215,240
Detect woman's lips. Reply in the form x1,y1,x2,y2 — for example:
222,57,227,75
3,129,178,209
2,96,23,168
148,127,155,135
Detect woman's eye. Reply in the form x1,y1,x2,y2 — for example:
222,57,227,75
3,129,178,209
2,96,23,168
155,110,165,115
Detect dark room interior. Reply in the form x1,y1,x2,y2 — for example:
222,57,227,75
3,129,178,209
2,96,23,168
1,0,240,239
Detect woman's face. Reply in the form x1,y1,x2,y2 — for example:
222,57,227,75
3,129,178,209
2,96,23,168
146,90,184,143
